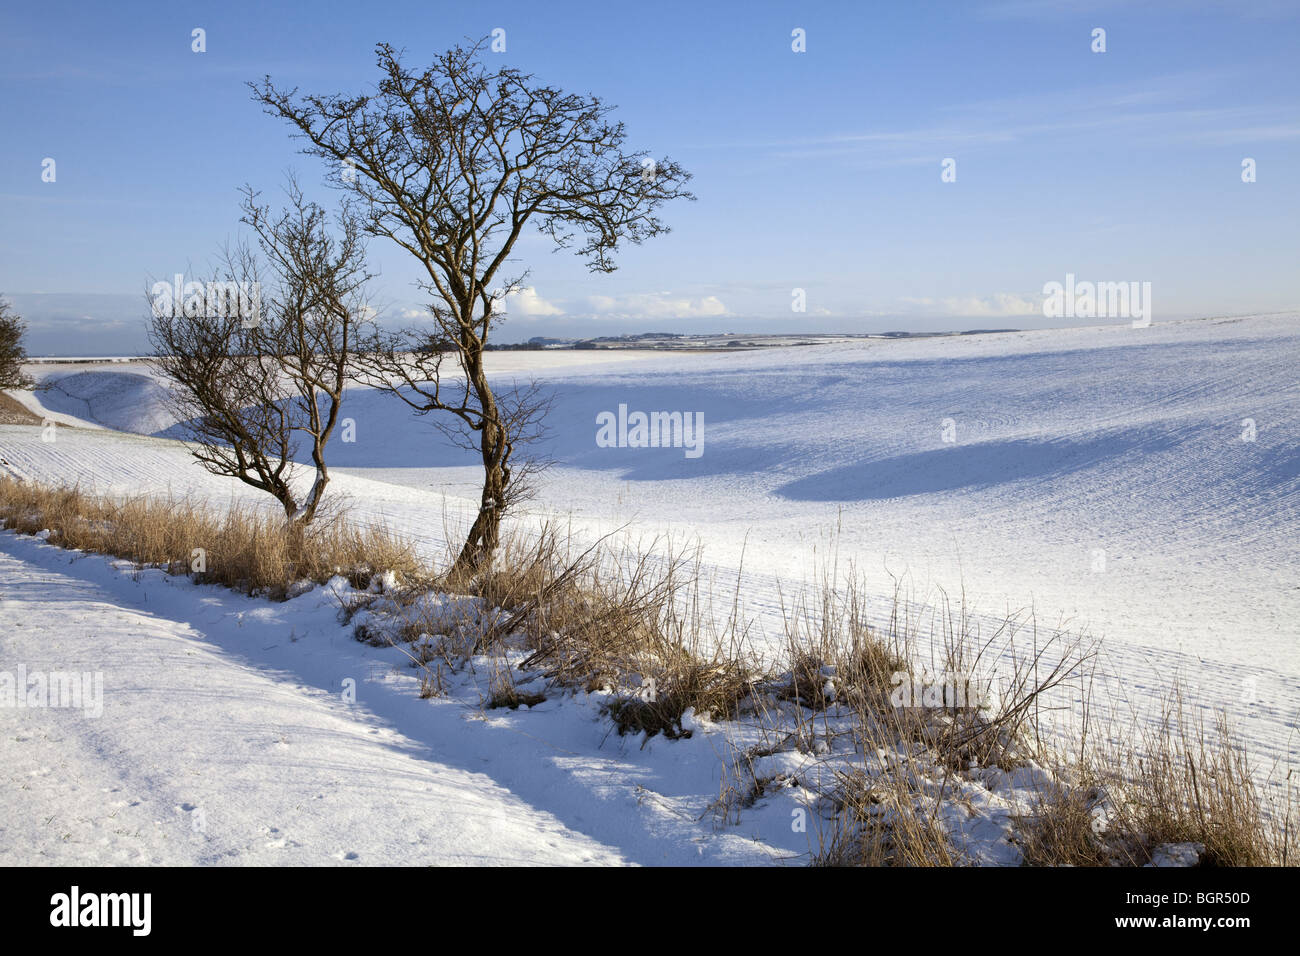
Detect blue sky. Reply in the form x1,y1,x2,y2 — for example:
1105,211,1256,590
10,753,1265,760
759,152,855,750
1,0,1297,354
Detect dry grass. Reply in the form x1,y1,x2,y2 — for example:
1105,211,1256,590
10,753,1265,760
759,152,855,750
432,523,760,741
0,391,44,425
774,571,912,714
812,766,958,867
1017,780,1115,867
1104,698,1287,865
0,476,422,598
740,563,1290,868
814,671,1290,867
1017,694,1292,866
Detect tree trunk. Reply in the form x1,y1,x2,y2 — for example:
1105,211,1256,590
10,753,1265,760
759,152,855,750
451,459,503,577
450,344,506,578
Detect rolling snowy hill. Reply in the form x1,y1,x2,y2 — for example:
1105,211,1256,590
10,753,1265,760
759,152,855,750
3,313,1297,863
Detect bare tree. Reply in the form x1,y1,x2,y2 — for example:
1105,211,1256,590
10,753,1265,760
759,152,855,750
0,297,36,390
351,331,556,510
147,182,372,526
251,40,693,574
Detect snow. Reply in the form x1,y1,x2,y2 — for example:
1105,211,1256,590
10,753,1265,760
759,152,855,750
1147,843,1205,867
0,535,622,865
17,369,174,433
2,312,1297,863
1,530,1058,865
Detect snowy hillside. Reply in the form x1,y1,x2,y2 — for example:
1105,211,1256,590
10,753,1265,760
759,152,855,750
2,313,1297,864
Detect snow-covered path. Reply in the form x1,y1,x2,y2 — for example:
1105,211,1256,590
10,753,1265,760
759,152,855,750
1,532,812,866
0,535,627,866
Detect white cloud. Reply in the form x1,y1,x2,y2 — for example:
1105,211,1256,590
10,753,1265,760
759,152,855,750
900,293,1040,317
501,286,563,317
584,292,729,319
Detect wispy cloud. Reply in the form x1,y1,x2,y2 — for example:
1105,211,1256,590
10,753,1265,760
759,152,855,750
770,106,1298,165
695,71,1297,166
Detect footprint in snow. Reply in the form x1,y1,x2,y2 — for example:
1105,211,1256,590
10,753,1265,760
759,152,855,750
265,834,302,850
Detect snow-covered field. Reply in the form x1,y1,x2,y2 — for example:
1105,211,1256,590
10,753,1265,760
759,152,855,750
3,312,1297,863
